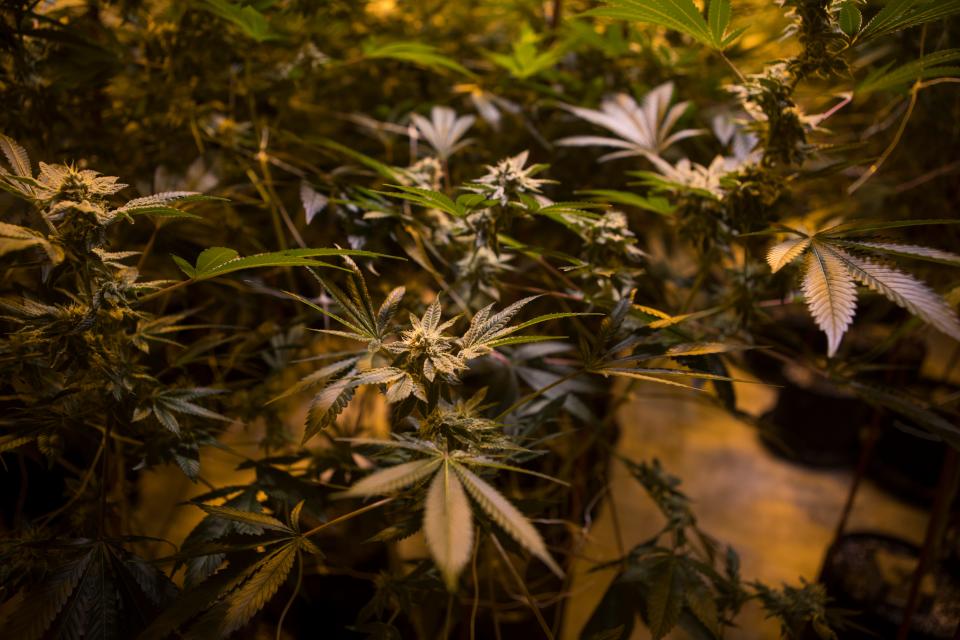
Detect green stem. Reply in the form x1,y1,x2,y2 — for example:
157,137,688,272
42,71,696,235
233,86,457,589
490,534,554,640
494,369,582,420
718,50,746,83
137,278,192,304
302,497,394,538
275,551,303,640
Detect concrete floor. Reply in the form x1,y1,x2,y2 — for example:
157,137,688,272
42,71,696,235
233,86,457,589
561,377,929,640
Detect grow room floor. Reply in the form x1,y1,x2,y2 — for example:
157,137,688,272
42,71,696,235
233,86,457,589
560,374,930,640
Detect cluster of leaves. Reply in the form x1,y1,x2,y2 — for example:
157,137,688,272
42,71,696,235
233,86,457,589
583,458,849,640
1,0,959,638
0,137,377,638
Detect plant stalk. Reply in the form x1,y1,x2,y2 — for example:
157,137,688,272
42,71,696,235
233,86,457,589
896,446,960,640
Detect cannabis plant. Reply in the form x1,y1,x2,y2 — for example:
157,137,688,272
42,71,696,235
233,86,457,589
3,0,960,638
0,135,376,638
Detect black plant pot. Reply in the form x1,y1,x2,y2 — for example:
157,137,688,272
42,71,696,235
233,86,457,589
816,532,960,639
757,364,867,468
868,425,948,507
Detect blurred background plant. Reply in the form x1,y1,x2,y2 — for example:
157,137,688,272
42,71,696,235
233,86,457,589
1,0,959,638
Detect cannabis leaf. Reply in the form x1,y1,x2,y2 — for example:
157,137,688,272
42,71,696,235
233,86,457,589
408,106,476,161
171,247,391,281
0,134,29,176
339,445,562,590
112,192,225,222
453,464,562,576
0,222,64,263
646,555,685,638
838,1,863,37
300,181,329,224
859,49,960,94
315,138,403,181
382,185,474,218
800,246,858,358
423,462,474,589
485,27,565,79
142,501,318,639
857,0,960,42
581,298,741,392
585,0,745,50
558,83,704,160
362,41,473,77
767,225,960,356
135,387,231,438
0,540,177,640
201,0,283,42
577,189,677,216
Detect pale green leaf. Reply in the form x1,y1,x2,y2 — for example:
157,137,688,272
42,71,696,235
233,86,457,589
196,505,293,534
839,240,960,266
803,244,858,357
766,237,810,273
859,0,960,42
647,556,684,639
576,189,676,215
363,41,473,77
708,0,731,44
339,458,442,498
424,463,474,590
838,2,863,36
452,463,563,578
175,247,393,281
222,545,297,635
0,133,31,178
201,0,283,42
859,50,960,93
830,246,960,342
584,0,727,49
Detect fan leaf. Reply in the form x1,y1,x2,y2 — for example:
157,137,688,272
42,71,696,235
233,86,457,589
0,133,32,178
453,462,563,578
766,237,810,273
646,555,685,640
584,0,731,49
221,545,297,635
196,505,293,534
802,244,858,357
339,458,442,497
423,462,474,591
831,247,960,342
839,241,960,266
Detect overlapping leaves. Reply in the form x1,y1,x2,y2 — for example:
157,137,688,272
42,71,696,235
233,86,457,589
766,222,960,356
584,0,745,50
338,441,563,590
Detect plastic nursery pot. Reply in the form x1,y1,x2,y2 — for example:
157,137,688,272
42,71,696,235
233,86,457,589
867,423,947,507
866,379,957,507
757,362,867,468
815,532,960,639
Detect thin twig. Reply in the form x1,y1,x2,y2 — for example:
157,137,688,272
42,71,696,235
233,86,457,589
490,534,555,640
137,278,192,304
302,497,394,538
848,26,927,194
275,551,303,640
97,419,113,538
470,535,481,640
719,50,746,83
495,370,582,421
